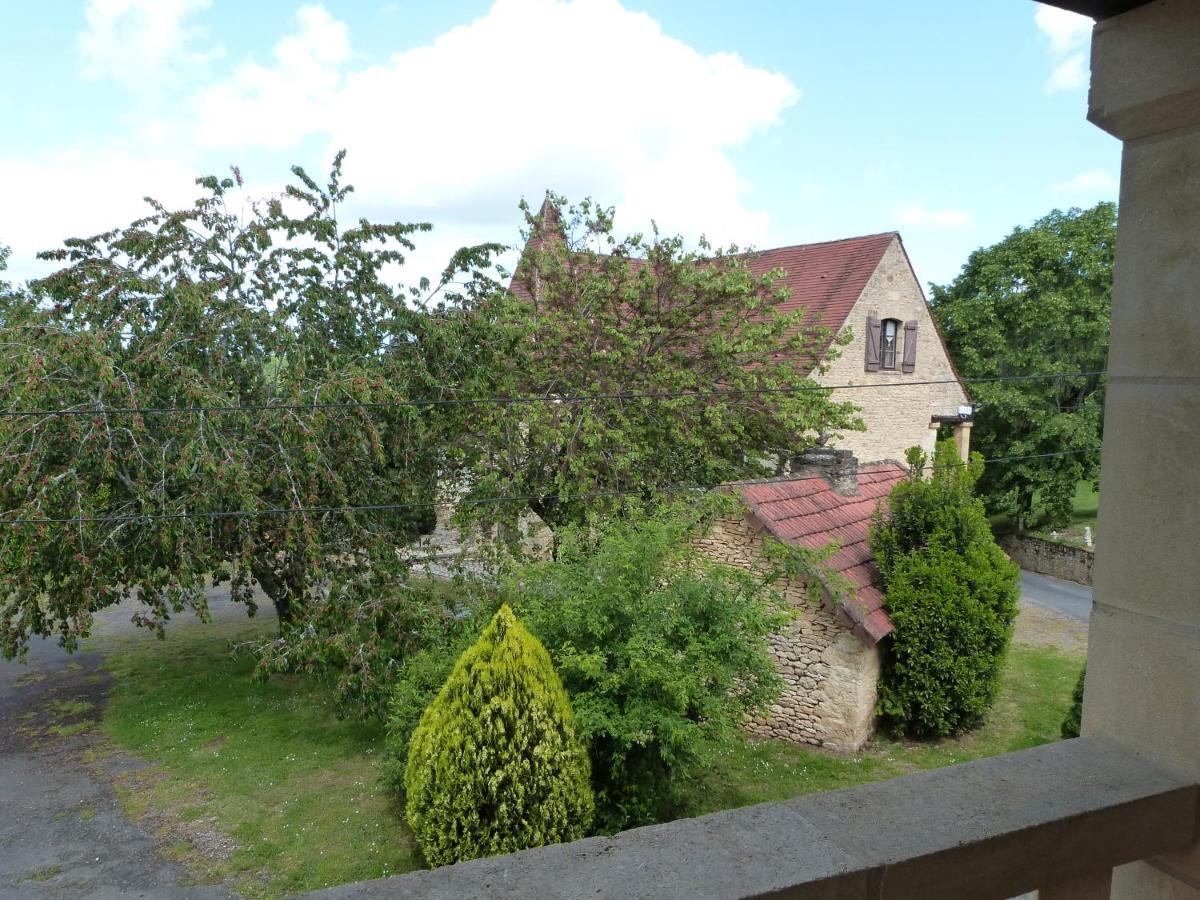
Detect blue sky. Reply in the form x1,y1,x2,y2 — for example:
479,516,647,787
1,1,1117,290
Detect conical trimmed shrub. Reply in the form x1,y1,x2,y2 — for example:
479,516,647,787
404,604,593,867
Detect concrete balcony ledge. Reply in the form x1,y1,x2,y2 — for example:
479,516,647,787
312,737,1197,900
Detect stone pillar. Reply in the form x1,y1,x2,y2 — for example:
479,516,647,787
953,420,972,463
925,420,941,463
1083,2,1200,896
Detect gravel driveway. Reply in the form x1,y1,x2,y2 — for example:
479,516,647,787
0,596,251,899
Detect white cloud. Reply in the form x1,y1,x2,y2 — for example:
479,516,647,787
1055,168,1118,194
195,0,798,249
1045,53,1087,93
896,206,971,229
1034,5,1093,94
0,151,201,284
11,0,797,287
79,0,215,86
197,4,350,150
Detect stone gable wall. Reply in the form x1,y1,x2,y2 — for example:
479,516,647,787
695,517,879,752
815,239,970,464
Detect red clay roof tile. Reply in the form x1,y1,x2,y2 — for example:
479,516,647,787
512,231,898,364
739,461,908,645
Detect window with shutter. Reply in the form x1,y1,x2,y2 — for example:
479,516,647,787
902,320,918,373
865,315,881,372
880,319,900,370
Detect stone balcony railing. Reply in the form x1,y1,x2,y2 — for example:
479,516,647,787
311,738,1197,899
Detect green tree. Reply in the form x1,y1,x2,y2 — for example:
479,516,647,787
404,604,593,867
505,497,787,830
930,203,1113,528
0,244,21,312
449,196,862,541
870,441,1020,738
0,156,488,658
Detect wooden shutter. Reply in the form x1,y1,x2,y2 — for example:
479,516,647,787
865,315,881,372
902,319,918,373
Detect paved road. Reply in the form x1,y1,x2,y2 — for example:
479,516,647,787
1020,570,1093,623
0,595,249,899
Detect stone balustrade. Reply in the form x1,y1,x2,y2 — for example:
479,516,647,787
310,738,1198,900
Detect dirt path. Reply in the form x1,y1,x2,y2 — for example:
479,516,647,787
1014,597,1088,656
0,599,247,899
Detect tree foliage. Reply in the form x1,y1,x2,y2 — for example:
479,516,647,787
1062,665,1086,739
449,196,862,539
0,244,24,321
504,497,787,831
404,604,593,867
930,203,1114,527
0,156,492,657
870,441,1020,738
254,572,488,721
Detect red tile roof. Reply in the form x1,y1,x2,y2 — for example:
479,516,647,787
512,222,897,360
736,233,897,335
738,462,909,645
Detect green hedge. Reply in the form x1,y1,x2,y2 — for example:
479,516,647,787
1061,665,1086,738
387,498,787,834
870,441,1020,738
506,498,786,831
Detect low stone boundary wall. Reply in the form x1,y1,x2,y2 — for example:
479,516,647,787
999,534,1094,585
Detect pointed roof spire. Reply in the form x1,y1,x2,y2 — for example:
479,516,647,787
535,194,563,236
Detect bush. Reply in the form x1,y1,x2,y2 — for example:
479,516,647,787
381,626,476,792
876,542,1018,736
403,604,593,867
870,440,1020,738
505,498,787,831
1062,665,1086,738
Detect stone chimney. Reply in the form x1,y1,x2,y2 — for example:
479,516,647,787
789,447,859,496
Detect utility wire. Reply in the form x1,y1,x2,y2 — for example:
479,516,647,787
0,447,1101,526
0,370,1106,419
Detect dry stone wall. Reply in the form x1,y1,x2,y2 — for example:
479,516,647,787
696,517,879,752
999,534,1094,586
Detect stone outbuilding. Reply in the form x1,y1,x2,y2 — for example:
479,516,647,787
697,448,907,753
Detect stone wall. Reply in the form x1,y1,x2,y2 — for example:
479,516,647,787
999,534,1094,586
695,517,879,752
815,239,970,464
406,501,553,577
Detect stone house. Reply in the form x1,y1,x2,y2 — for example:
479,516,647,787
692,229,973,463
697,447,906,752
517,205,975,464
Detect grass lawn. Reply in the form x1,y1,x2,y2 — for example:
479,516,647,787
99,619,418,898
683,643,1084,814
98,620,1084,897
1030,480,1099,548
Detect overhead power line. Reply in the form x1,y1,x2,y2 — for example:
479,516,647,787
0,447,1101,526
0,370,1107,420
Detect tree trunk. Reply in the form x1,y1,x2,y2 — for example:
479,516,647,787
251,557,305,632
